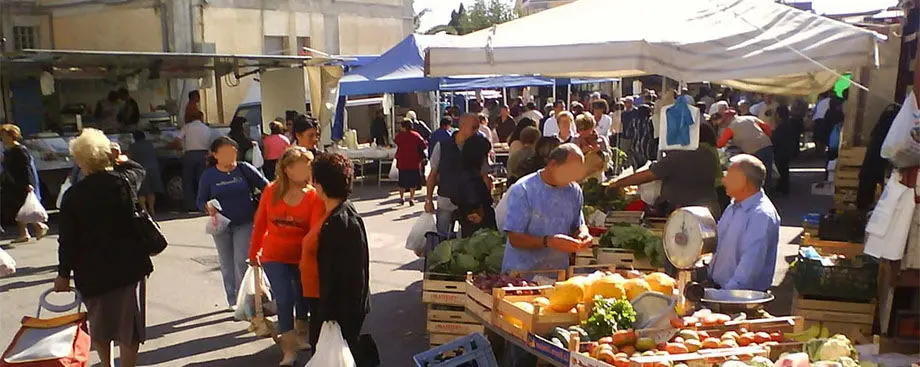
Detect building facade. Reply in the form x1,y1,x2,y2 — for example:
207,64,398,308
1,0,414,123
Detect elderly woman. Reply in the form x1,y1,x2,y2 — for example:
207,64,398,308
306,153,372,364
0,124,49,242
54,128,150,367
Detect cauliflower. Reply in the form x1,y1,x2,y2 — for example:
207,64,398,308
749,356,775,367
820,335,858,361
838,356,859,367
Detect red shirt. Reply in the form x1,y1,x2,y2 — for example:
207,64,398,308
394,131,427,170
250,183,325,265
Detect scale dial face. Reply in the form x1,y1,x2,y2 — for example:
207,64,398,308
663,207,717,269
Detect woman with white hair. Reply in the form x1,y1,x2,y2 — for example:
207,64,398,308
406,110,432,141
54,128,151,367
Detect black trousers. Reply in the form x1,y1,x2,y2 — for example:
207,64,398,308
775,156,791,194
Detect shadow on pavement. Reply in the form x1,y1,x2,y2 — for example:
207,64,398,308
146,310,232,340
0,276,55,293
183,347,288,367
364,281,427,366
138,328,258,365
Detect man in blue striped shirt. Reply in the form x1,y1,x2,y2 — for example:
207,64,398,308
709,154,781,291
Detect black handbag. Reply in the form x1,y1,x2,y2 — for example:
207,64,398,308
120,175,168,256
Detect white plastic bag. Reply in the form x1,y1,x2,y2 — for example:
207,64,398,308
16,192,48,223
56,177,72,209
305,321,356,367
205,213,232,235
0,248,15,277
406,213,436,256
234,266,276,321
388,159,398,180
252,143,264,169
881,90,920,168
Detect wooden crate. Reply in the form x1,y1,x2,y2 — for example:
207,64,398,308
429,332,464,347
595,248,659,270
606,211,645,226
427,304,478,324
800,234,865,258
569,345,769,367
493,285,581,343
422,272,467,306
463,270,568,321
834,177,860,189
792,296,876,344
426,319,485,336
838,147,867,167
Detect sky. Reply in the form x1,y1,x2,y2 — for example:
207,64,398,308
413,0,900,34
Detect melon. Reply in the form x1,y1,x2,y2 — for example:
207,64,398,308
549,280,585,312
645,272,676,295
588,275,627,301
624,278,652,300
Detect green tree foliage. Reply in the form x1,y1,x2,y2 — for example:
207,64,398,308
423,0,517,35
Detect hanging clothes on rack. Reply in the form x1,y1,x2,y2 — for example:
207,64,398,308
658,95,700,151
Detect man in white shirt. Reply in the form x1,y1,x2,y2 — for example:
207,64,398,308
543,100,576,138
174,111,214,211
521,102,544,123
591,100,613,139
753,94,779,129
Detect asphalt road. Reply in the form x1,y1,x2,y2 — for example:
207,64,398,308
0,157,830,366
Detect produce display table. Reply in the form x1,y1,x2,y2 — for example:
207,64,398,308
467,310,569,367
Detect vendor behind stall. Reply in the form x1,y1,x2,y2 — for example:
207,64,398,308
709,154,780,291
605,125,721,219
501,143,592,367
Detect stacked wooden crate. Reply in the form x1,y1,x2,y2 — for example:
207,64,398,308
792,297,876,345
833,147,865,209
422,272,485,347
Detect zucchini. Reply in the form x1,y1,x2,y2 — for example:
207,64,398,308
550,337,564,348
551,327,571,349
568,325,589,342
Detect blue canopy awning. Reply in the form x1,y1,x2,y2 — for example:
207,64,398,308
339,34,452,95
439,75,555,91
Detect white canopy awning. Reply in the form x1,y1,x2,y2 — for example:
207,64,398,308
425,0,884,95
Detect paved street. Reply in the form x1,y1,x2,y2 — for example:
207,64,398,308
0,157,830,366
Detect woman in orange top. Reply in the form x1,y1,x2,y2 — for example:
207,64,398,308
249,147,324,366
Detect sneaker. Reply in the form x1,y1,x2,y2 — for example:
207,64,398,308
398,198,405,206
10,236,32,244
408,199,415,206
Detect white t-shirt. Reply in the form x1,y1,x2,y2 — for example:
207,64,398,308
543,117,576,138
180,120,213,152
609,111,622,134
749,101,766,116
595,114,613,138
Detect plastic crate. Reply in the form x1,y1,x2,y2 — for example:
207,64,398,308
793,252,879,302
412,332,498,367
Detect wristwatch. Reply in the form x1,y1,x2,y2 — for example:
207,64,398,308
542,236,548,248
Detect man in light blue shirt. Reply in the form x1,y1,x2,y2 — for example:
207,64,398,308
502,143,593,367
709,154,781,291
502,143,593,272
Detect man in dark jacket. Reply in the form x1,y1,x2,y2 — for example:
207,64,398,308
370,109,388,146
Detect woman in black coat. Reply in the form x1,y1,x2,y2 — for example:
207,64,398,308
452,134,497,237
0,124,48,242
309,153,377,366
53,128,151,367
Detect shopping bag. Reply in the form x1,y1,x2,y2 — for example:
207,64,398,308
55,178,71,209
881,90,920,168
251,143,264,169
16,192,48,224
0,248,15,277
388,159,398,180
234,265,276,322
204,199,231,235
247,265,278,340
405,213,436,257
1,289,91,367
305,321,356,367
205,213,232,236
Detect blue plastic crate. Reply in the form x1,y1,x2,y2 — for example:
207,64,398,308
412,332,498,367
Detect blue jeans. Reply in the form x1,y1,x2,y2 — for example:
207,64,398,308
261,262,309,333
183,150,208,210
753,146,775,187
213,222,252,306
